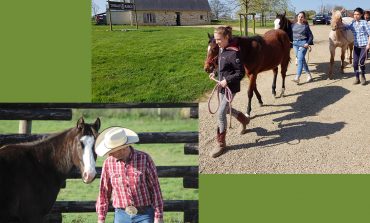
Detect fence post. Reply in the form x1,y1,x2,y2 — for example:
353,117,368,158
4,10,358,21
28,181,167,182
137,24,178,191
19,120,32,134
184,209,199,223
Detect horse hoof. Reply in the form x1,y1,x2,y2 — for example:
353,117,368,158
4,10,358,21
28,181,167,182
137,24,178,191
240,129,248,135
244,113,250,118
259,103,263,107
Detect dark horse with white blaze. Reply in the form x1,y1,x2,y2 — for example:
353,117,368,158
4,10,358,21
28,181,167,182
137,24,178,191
0,117,100,223
204,29,291,116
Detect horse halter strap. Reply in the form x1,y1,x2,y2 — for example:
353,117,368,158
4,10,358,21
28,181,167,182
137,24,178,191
207,55,218,67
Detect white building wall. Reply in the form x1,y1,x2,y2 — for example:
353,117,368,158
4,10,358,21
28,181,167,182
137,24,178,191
106,10,211,26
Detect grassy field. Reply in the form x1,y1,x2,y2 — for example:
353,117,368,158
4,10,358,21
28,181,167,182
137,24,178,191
92,25,249,103
92,25,213,103
0,109,198,223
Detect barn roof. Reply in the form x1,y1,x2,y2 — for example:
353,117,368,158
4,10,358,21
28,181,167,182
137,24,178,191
134,0,211,11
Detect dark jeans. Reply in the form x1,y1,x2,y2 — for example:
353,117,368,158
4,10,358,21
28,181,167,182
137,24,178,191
114,207,154,223
353,46,367,76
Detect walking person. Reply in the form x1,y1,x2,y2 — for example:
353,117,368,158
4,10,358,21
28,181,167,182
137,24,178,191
95,127,164,223
346,7,370,85
291,11,314,84
209,26,250,158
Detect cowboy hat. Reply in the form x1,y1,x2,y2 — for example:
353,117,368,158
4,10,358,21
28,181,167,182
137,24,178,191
95,126,139,157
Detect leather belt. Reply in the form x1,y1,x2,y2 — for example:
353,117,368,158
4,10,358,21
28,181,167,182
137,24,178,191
123,205,151,215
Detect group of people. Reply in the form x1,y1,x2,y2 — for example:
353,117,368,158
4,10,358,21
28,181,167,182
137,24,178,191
208,7,370,158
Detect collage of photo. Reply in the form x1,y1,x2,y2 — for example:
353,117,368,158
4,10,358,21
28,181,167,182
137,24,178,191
1,0,370,222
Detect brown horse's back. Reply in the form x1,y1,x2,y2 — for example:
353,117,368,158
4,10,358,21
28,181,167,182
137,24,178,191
262,29,291,72
238,29,290,75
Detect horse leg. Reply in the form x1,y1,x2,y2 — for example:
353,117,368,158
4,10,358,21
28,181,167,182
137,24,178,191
349,44,353,64
253,86,263,106
272,67,278,97
246,74,257,117
329,47,335,79
280,57,289,97
341,47,346,73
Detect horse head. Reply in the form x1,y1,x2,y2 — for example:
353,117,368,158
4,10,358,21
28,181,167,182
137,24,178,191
331,10,344,31
71,117,100,184
204,33,219,73
274,11,287,30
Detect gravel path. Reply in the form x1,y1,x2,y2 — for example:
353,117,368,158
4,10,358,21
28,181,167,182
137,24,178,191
199,25,370,174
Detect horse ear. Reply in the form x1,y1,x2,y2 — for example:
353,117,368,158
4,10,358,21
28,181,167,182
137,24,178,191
208,33,212,40
94,118,101,131
283,11,286,17
77,117,85,129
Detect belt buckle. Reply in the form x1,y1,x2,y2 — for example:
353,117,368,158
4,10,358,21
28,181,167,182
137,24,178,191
125,206,138,216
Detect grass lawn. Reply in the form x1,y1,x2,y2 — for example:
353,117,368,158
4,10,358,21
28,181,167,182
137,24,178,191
92,25,214,102
92,22,275,103
0,109,198,223
92,25,249,103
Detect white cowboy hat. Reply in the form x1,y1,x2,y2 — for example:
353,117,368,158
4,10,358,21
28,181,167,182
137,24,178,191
95,126,139,157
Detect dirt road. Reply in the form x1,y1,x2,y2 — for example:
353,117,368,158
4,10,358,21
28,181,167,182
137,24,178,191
199,25,370,174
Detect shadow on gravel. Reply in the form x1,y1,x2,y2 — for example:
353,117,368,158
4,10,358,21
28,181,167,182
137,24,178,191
310,61,354,81
227,121,346,151
252,85,350,121
227,85,349,152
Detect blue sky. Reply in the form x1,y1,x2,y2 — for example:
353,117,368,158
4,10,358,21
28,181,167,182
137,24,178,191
92,0,370,15
290,0,370,13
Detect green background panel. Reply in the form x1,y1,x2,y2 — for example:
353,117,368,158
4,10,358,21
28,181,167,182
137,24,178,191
200,174,370,222
2,1,370,222
0,0,91,102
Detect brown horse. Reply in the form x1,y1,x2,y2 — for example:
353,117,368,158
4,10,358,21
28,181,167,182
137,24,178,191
329,10,354,79
205,29,291,116
0,117,100,223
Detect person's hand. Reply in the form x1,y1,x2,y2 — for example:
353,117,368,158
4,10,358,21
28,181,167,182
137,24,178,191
303,43,309,48
209,72,215,80
154,219,164,223
98,220,105,223
220,79,227,88
366,44,370,51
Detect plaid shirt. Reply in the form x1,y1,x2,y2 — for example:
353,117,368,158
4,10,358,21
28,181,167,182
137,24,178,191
348,20,370,47
96,147,164,221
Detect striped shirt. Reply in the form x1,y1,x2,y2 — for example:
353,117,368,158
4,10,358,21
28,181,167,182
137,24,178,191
348,20,370,47
96,147,164,221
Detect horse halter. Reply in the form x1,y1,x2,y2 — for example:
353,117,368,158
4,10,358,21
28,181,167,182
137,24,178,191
206,41,219,73
206,54,218,72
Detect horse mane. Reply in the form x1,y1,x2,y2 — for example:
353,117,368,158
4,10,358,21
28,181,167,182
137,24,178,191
332,10,342,24
0,127,76,174
234,35,265,46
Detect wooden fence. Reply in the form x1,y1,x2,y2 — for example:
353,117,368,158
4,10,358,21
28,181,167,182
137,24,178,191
0,103,199,223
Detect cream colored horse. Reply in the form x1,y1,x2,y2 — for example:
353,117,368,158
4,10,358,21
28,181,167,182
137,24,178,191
328,11,354,79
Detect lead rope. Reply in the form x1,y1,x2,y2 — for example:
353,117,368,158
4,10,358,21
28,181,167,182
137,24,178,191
208,76,234,129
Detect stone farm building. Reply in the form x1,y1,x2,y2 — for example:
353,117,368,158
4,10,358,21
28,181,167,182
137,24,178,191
107,0,211,26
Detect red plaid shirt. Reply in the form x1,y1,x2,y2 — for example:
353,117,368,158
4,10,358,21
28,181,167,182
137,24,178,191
96,147,164,221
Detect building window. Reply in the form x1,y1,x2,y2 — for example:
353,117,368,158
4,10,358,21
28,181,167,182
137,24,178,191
200,15,204,20
143,13,156,23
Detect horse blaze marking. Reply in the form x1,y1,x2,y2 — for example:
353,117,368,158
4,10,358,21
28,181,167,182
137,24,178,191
80,135,96,180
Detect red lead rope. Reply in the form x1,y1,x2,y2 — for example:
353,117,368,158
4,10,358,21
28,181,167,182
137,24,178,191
208,76,234,129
